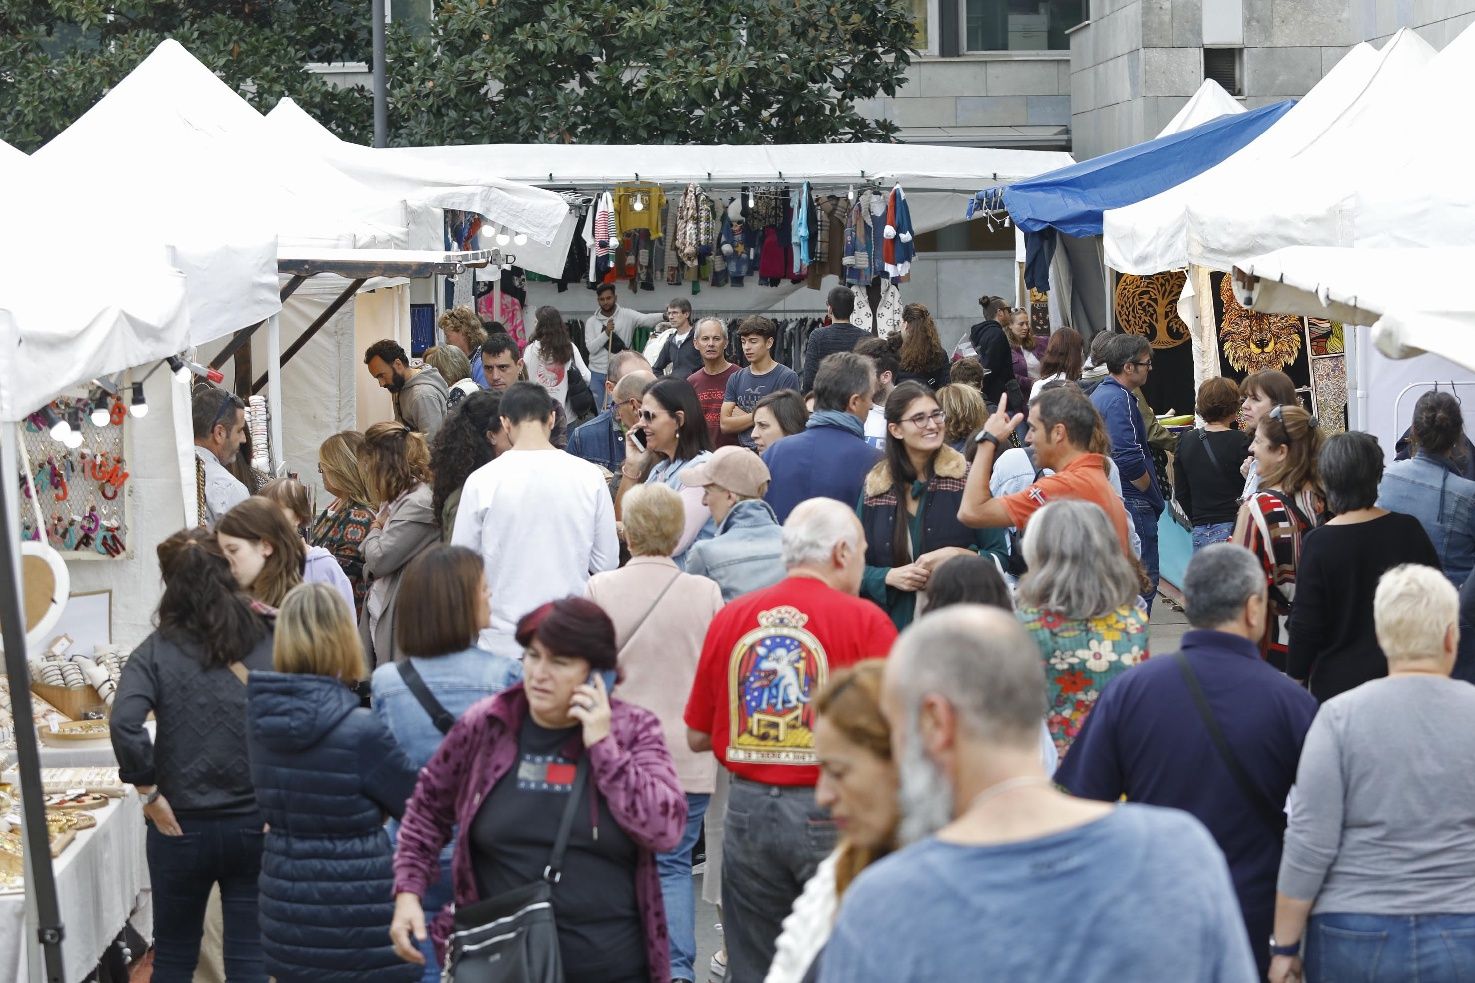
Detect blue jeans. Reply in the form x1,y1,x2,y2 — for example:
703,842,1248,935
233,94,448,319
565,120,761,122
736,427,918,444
147,812,266,982
1306,912,1475,982
1192,521,1235,552
1126,497,1161,613
590,370,607,409
414,856,454,983
658,793,710,981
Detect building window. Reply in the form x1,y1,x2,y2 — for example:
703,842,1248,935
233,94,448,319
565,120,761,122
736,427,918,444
964,0,1083,52
1203,47,1243,96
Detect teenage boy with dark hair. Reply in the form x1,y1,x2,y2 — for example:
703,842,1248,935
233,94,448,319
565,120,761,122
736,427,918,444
721,316,801,450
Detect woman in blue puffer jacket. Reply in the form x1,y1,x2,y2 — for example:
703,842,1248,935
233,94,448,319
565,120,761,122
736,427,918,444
246,582,420,983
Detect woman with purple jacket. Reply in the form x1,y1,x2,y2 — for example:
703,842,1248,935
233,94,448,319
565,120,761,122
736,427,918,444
388,597,684,983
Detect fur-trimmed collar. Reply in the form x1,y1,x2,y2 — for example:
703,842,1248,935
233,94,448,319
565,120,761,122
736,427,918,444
864,444,967,498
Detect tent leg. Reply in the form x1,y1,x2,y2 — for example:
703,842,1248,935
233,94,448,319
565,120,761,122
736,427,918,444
265,315,286,477
0,430,66,983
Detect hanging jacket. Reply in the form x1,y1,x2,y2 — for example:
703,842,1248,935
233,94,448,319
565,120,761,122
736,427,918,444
675,184,706,272
884,185,916,280
663,194,682,284
874,281,903,339
247,671,420,983
758,227,787,280
721,206,751,283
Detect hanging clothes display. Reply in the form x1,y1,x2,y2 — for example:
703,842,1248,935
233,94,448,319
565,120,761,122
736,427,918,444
720,198,752,287
614,183,665,234
590,191,617,284
883,184,916,282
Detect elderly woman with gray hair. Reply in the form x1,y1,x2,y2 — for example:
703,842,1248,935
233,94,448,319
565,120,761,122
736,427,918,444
1269,563,1475,983
1015,498,1151,760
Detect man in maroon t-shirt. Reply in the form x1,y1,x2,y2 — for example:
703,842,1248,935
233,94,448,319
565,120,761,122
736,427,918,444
687,316,741,450
686,498,897,982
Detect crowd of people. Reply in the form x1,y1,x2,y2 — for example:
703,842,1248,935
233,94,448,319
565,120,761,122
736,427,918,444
111,285,1475,983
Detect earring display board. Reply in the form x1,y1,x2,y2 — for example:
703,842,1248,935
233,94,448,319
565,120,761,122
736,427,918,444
18,388,133,562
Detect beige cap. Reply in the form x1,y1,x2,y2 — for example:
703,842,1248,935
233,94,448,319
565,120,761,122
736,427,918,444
679,446,771,498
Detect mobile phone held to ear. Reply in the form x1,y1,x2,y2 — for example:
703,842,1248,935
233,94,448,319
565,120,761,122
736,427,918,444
588,668,618,694
629,428,647,454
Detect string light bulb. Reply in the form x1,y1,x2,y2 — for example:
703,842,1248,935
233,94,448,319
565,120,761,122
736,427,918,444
632,193,645,212
166,356,191,383
495,230,510,247
748,190,755,208
89,389,111,427
129,385,149,419
848,185,856,203
40,406,69,442
513,232,528,246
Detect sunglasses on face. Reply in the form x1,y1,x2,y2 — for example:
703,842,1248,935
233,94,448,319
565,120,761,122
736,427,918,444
639,409,664,423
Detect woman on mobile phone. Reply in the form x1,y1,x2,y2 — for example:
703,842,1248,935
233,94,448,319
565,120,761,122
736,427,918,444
615,376,715,567
389,597,684,983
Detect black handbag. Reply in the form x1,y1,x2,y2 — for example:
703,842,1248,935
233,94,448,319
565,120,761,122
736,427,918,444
443,757,588,983
566,363,598,420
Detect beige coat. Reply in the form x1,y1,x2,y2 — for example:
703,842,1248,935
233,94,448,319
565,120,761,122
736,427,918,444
587,556,723,794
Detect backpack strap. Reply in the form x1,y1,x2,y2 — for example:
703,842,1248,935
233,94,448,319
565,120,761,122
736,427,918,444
396,660,457,735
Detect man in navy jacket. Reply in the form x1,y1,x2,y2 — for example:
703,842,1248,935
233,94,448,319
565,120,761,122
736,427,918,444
1091,333,1164,609
763,352,881,523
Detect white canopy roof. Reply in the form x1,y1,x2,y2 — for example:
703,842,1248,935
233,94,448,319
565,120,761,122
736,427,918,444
1179,23,1475,271
0,150,193,421
1156,80,1244,138
266,99,575,254
1235,246,1475,371
1103,31,1434,274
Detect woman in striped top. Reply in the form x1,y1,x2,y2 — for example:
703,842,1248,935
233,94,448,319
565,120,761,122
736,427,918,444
1232,404,1325,670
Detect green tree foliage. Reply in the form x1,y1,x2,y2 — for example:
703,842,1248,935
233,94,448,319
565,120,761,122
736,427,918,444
0,0,916,152
385,0,917,146
0,0,374,152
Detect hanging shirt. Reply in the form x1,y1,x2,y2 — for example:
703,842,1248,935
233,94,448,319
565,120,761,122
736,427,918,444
614,184,665,234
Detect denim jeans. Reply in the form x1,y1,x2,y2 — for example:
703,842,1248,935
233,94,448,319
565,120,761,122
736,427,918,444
590,371,607,410
721,778,835,983
1192,521,1235,552
1126,497,1161,613
147,812,266,983
1306,912,1475,983
658,793,711,981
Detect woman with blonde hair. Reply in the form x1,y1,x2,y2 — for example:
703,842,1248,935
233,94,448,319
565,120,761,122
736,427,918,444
216,497,306,609
259,477,355,611
936,383,987,453
309,430,377,616
359,422,439,666
766,661,897,983
894,303,949,390
1232,404,1325,667
247,583,419,983
1016,499,1150,759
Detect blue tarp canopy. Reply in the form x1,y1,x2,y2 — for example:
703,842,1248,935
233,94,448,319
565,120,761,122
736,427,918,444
968,99,1295,238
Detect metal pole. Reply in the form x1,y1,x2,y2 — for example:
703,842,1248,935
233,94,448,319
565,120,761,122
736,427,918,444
0,429,66,983
372,0,387,148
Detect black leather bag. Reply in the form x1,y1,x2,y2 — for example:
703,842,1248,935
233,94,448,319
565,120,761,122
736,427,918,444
566,364,597,419
443,758,588,983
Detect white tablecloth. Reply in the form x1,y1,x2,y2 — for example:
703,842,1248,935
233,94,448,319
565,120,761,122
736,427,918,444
0,789,151,983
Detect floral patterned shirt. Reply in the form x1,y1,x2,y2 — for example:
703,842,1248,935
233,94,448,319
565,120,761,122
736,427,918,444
1018,603,1150,760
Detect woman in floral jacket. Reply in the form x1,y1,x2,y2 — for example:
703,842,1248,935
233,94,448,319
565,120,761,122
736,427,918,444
1015,499,1150,760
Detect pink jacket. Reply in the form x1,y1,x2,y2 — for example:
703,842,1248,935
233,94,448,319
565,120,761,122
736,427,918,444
392,684,685,982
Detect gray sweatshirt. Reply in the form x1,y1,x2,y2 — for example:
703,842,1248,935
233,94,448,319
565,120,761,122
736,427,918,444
396,366,449,439
1279,675,1475,914
584,306,664,373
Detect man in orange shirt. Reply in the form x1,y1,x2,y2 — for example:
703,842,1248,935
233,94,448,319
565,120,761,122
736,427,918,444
957,387,1134,555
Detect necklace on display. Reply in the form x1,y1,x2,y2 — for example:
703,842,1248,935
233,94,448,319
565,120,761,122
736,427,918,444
967,776,1052,813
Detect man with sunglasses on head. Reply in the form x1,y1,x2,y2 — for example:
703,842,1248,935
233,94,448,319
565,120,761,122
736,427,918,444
567,351,655,481
191,384,249,529
1091,333,1165,610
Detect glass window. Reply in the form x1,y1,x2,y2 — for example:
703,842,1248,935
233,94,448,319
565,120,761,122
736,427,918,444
965,0,1083,51
911,0,933,51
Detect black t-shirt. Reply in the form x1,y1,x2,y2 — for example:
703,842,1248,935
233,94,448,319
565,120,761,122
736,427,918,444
1175,427,1252,525
471,718,646,983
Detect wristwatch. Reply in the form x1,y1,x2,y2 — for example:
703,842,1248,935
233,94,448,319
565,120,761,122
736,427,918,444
1268,936,1301,958
141,788,162,806
974,429,1002,451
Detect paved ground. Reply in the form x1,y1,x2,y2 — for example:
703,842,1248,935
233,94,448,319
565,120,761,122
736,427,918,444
685,593,1192,981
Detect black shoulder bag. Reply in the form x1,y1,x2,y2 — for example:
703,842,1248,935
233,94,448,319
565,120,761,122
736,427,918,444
566,363,597,420
444,756,589,983
1173,653,1287,834
396,660,456,735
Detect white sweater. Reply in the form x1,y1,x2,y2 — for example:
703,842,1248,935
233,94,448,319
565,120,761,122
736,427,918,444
451,448,619,657
766,851,839,983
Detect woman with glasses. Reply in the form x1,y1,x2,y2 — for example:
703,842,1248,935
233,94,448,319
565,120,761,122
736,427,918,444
616,377,715,568
857,381,1008,629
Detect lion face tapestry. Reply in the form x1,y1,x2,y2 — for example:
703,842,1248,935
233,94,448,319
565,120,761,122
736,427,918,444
1212,271,1312,399
1114,271,1195,417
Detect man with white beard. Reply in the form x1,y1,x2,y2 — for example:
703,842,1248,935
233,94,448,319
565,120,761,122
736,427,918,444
818,606,1258,983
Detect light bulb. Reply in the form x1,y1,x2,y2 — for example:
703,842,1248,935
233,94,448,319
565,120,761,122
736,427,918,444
632,195,644,212
167,356,191,383
129,388,149,419
62,429,83,450
495,232,510,247
848,185,856,203
513,232,528,246
48,406,70,441
747,191,755,208
90,403,110,427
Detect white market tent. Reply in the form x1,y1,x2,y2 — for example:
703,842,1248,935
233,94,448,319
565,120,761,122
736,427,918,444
1103,31,1434,275
1181,23,1475,270
1156,79,1245,138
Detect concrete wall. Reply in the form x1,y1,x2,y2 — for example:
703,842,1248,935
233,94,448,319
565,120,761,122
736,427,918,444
867,54,1073,147
1350,0,1475,46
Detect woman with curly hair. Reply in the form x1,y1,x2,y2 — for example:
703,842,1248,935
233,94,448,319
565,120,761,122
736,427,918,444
524,305,592,420
893,303,950,390
429,391,508,541
360,422,439,667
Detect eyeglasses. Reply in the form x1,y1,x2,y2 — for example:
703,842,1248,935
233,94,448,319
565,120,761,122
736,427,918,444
1130,359,1154,369
902,409,946,429
639,409,664,423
